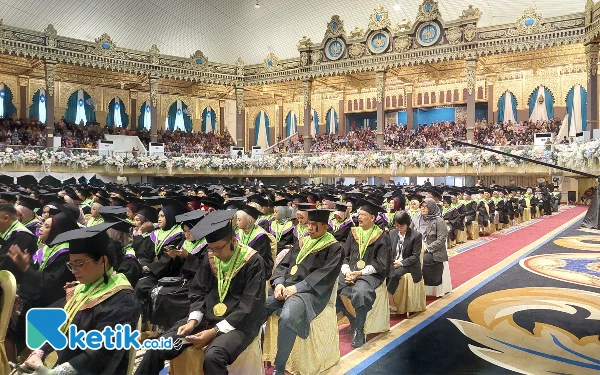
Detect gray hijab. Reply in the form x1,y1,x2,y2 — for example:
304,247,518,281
414,198,439,235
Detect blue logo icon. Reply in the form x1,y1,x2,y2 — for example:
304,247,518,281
26,308,172,351
26,308,68,350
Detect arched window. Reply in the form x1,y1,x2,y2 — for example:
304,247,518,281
285,111,298,137
107,97,129,127
254,110,270,148
326,108,338,134
0,83,16,119
201,107,217,132
65,89,96,124
138,101,151,130
165,100,192,131
29,88,46,123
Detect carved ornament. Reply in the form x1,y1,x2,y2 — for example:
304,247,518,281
348,44,365,59
45,62,57,97
44,24,57,47
324,16,346,39
349,27,366,40
464,24,477,42
368,6,391,31
415,0,441,24
297,36,313,50
394,35,412,52
149,44,160,65
446,27,462,45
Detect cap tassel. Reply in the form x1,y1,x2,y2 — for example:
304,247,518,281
103,261,108,284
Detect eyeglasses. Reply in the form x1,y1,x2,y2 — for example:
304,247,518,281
207,241,229,253
66,259,94,271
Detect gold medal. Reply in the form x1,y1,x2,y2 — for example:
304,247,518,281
213,302,227,317
356,260,366,269
290,265,298,275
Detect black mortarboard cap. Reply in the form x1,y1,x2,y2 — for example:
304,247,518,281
136,204,158,223
190,210,236,243
99,206,129,216
307,209,332,223
175,210,208,224
17,195,42,211
0,191,19,202
111,197,128,207
96,197,110,206
274,199,289,207
357,198,386,216
233,204,262,220
296,203,315,211
334,202,348,212
100,214,134,232
442,195,452,205
49,222,117,247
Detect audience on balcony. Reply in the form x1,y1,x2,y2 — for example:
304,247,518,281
0,115,568,154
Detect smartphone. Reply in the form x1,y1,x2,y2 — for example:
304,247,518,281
9,362,34,374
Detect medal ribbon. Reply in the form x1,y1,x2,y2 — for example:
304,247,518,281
357,226,381,261
295,232,336,266
61,276,106,333
241,226,257,246
215,244,248,304
274,220,290,242
154,226,181,255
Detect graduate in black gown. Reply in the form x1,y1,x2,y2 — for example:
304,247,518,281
329,202,354,242
16,195,43,236
134,200,186,323
135,210,267,375
5,211,79,357
0,203,38,283
235,203,275,279
152,210,208,329
20,222,140,375
337,199,391,348
266,209,343,374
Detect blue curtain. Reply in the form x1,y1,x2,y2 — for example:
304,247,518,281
528,87,539,117
65,90,96,124
0,84,16,118
326,109,338,134
285,112,297,137
253,111,271,146
497,93,506,123
544,87,554,119
511,93,517,122
167,101,192,131
312,110,320,135
566,86,588,132
138,102,151,130
201,107,217,132
106,98,129,128
29,89,45,121
528,87,554,119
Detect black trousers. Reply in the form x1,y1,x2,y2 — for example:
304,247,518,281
387,267,410,295
134,318,253,375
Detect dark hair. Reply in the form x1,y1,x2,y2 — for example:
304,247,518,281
394,211,412,226
0,203,17,219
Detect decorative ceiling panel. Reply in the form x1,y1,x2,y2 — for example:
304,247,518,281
0,0,587,64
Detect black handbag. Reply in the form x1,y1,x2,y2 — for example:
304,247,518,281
157,276,184,288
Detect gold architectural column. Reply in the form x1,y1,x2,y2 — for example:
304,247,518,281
130,90,137,130
338,98,346,136
405,84,413,130
235,87,245,150
219,100,225,134
466,58,477,142
149,75,159,142
486,75,495,124
586,43,599,135
376,70,386,147
302,79,313,153
18,76,28,119
45,60,57,147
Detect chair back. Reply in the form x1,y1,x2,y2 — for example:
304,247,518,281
126,316,142,375
0,271,17,375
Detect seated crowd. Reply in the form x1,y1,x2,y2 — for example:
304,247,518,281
0,179,561,374
0,117,235,154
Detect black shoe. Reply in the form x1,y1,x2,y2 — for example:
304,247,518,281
273,367,285,375
352,328,366,348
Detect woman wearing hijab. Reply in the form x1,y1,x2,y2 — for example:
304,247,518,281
152,210,208,329
329,202,354,242
412,198,448,293
270,200,295,254
6,212,80,356
86,202,105,227
134,200,186,324
20,223,140,375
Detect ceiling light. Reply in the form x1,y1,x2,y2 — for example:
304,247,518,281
394,3,401,11
255,0,260,8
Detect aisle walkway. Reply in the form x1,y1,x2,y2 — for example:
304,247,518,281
335,206,588,375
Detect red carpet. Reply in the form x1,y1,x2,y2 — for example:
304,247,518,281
265,206,587,372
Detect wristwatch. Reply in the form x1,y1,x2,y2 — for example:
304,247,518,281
214,325,222,336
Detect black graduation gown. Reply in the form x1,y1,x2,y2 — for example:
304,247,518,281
338,228,391,290
270,239,343,338
116,253,143,288
453,204,466,231
0,228,38,284
463,201,477,225
244,230,274,279
41,289,140,375
443,207,460,241
187,249,267,349
152,243,207,328
270,222,294,255
477,201,490,227
329,219,353,242
10,247,76,352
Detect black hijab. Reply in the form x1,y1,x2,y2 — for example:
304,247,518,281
46,212,80,245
